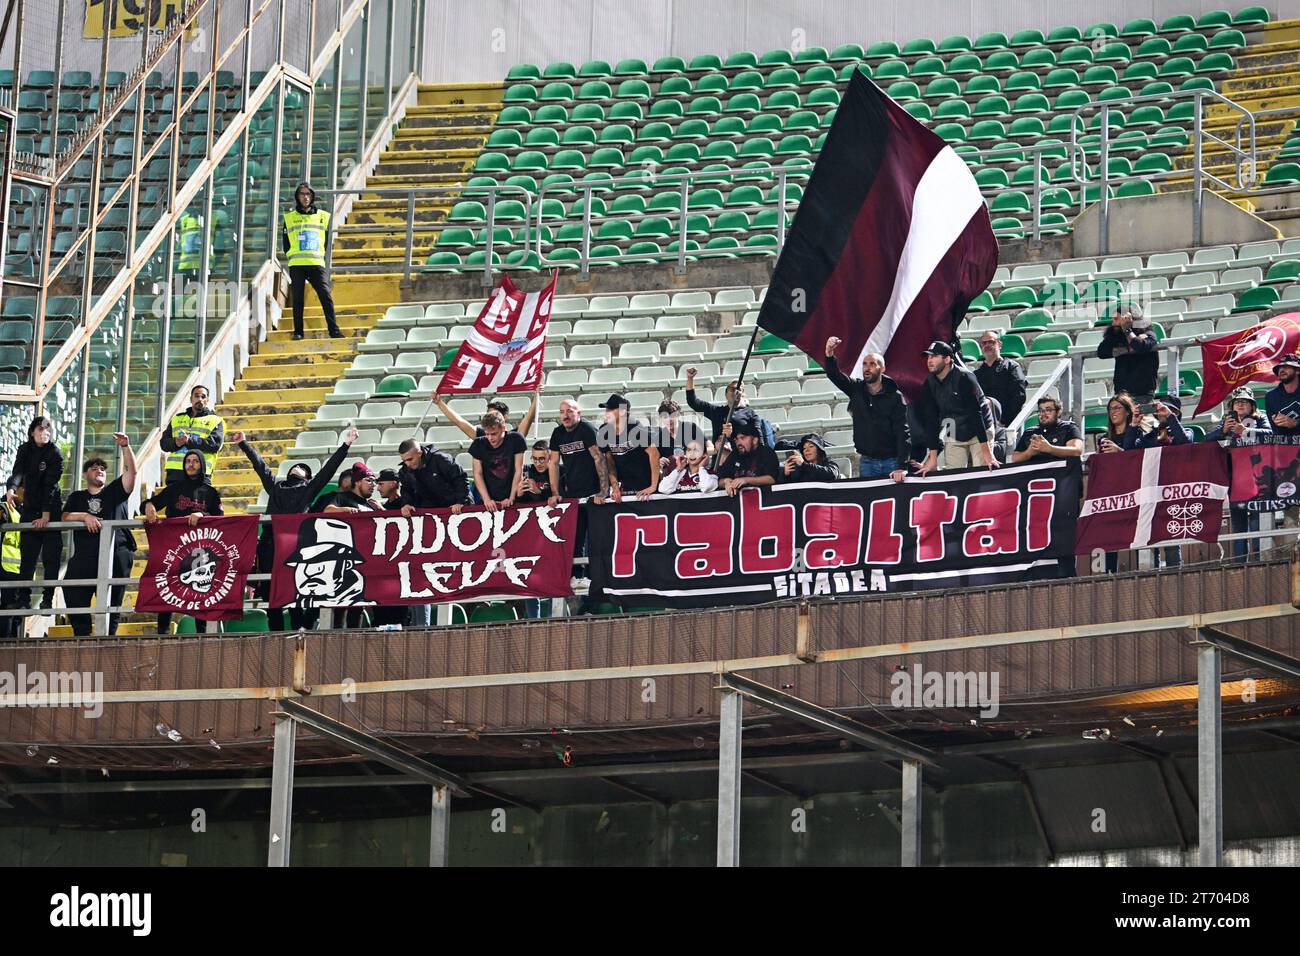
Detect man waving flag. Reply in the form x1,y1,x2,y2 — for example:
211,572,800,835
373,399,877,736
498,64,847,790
757,70,998,398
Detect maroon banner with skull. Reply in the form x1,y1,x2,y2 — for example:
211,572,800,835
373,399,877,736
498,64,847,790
268,503,579,609
136,516,260,620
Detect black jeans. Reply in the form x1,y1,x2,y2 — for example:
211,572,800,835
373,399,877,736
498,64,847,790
0,568,24,638
290,264,340,336
18,525,63,610
156,612,209,636
64,546,133,637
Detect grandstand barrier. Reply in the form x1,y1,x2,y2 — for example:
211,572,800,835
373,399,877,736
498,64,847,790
0,505,1295,638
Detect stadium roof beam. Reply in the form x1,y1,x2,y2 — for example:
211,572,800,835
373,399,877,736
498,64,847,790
715,673,939,868
1193,625,1300,680
717,673,940,767
269,700,476,868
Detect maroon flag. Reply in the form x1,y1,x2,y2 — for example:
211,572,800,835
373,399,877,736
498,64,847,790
756,70,998,398
1229,438,1300,511
1195,314,1300,415
1075,444,1230,555
269,504,578,609
136,516,259,620
436,271,556,393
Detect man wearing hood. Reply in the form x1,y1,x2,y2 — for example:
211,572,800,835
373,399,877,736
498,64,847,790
282,182,343,341
160,383,224,485
231,425,356,631
1204,386,1271,560
142,450,224,634
779,434,842,483
824,338,911,481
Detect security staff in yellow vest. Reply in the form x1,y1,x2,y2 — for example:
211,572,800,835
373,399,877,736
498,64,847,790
282,182,342,341
177,209,203,276
160,383,225,485
0,478,23,639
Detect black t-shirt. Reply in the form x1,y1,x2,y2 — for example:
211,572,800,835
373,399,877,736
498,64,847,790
550,420,600,498
607,419,654,493
517,464,553,503
716,443,781,482
63,477,136,556
469,430,527,502
1014,419,1083,462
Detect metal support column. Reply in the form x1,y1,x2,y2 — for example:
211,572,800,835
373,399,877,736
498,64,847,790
430,785,450,867
901,759,922,867
716,688,742,867
1192,91,1205,247
267,714,297,867
1196,639,1222,867
91,520,116,636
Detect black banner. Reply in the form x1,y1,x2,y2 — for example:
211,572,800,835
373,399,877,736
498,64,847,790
587,459,1082,608
1229,434,1300,512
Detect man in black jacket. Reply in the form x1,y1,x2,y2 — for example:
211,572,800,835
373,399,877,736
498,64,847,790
142,451,223,635
231,425,356,631
683,367,775,449
396,439,471,514
9,415,64,613
824,337,911,481
1097,302,1159,402
915,341,999,474
973,331,1028,427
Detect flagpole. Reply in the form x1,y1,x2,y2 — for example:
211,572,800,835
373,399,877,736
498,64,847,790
710,325,762,471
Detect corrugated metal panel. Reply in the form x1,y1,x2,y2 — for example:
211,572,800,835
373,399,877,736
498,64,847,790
0,560,1297,759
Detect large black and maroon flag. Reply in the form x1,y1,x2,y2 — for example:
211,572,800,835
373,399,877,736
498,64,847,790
586,459,1081,608
756,70,998,398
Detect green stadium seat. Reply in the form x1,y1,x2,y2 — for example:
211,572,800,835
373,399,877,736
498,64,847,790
984,50,1020,73
1049,25,1083,42
795,46,830,63
579,59,613,77
766,67,802,88
968,291,994,313
1158,56,1195,79
1197,53,1235,74
1121,17,1158,36
969,120,1007,142
965,75,1001,95
1210,29,1247,49
1197,10,1234,28
503,84,536,102
1136,37,1172,58
1043,68,1080,90
875,59,909,80
994,286,1037,310
975,32,1010,50
507,63,540,80
610,101,644,121
927,77,963,100
1012,308,1054,331
865,41,901,59
999,333,1027,357
1234,287,1280,312
802,65,838,85
1264,162,1300,185
688,54,723,70
1059,44,1094,66
830,43,866,61
497,105,531,125
1265,259,1300,284
902,37,937,55
1028,332,1071,356
696,73,729,94
1022,47,1057,68
1012,94,1050,115
615,58,649,75
539,81,574,101
1234,7,1271,24
1004,71,1041,92
939,34,974,52
886,81,920,102
911,56,946,78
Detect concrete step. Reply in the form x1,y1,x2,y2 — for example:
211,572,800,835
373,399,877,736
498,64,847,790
240,361,349,382
221,387,334,408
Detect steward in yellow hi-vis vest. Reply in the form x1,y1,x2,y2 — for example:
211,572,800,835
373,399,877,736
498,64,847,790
177,210,203,273
282,182,342,341
0,478,24,638
160,382,225,484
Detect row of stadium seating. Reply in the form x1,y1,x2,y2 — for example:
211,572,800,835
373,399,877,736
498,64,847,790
419,10,1277,270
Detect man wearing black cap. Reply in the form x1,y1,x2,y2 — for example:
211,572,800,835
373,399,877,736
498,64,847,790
914,340,999,475
597,394,660,501
376,468,406,509
231,426,356,631
1265,353,1300,438
1097,302,1159,402
716,411,781,495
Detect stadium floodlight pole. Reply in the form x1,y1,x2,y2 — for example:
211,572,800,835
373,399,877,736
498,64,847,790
709,324,762,472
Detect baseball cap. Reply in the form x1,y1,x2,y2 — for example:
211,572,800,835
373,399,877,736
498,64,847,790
599,393,631,409
923,340,955,357
376,467,400,482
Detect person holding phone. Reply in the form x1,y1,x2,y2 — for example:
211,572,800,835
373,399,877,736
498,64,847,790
1203,387,1270,561
1098,393,1145,454
1097,302,1159,404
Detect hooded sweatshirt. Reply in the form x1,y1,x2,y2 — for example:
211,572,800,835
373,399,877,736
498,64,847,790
10,438,64,520
397,443,471,509
823,355,911,461
282,182,329,257
241,438,351,516
780,434,842,483
142,453,223,517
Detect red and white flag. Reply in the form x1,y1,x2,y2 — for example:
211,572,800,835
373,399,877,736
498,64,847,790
436,271,557,393
1074,444,1230,555
1195,314,1300,415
